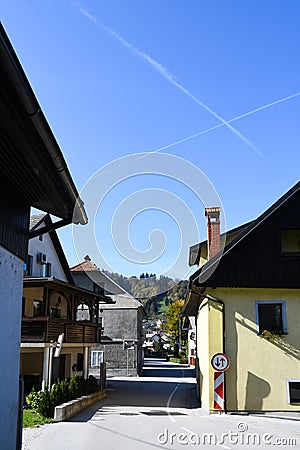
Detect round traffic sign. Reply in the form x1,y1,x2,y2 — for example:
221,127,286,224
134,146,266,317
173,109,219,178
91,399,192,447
211,353,230,372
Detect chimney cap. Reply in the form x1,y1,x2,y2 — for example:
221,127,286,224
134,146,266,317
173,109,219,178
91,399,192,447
205,207,220,216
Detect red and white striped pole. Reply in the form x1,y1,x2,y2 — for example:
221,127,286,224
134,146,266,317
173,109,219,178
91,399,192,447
214,371,224,410
211,353,230,411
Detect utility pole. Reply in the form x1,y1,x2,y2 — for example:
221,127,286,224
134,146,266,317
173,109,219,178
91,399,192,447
178,317,181,350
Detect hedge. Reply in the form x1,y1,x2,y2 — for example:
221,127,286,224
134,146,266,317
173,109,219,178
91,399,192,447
25,374,99,418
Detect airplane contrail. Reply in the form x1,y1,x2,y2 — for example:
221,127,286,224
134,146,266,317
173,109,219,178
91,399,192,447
150,91,300,154
78,5,261,155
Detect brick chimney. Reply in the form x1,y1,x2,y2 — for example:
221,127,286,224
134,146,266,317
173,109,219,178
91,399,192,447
205,207,221,260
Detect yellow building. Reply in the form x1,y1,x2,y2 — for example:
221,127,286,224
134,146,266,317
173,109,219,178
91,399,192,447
183,183,300,413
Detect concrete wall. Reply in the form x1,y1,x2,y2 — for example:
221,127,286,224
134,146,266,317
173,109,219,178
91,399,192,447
97,307,144,376
54,389,106,422
0,247,23,450
197,287,300,412
102,308,137,340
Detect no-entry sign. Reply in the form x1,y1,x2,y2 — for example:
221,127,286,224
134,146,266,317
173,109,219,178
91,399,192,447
211,352,230,372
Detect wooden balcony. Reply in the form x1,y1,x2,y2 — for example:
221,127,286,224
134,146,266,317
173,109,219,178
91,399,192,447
21,317,101,344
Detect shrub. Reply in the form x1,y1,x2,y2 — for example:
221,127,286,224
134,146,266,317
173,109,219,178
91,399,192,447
51,379,64,407
38,388,54,418
60,378,71,402
25,387,43,410
25,374,99,418
68,373,81,399
87,375,98,393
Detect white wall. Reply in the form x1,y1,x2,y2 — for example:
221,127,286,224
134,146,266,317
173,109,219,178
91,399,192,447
28,223,68,281
0,246,23,450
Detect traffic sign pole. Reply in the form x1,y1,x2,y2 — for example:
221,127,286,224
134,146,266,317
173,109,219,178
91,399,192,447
211,352,230,412
214,371,224,410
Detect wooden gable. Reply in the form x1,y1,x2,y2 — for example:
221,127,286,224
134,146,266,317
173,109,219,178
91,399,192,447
192,182,300,289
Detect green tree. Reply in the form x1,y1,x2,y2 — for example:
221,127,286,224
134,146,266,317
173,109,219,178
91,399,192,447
165,300,183,341
165,299,187,345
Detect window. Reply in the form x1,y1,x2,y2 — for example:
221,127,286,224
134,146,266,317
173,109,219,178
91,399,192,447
45,262,52,277
24,255,33,276
256,301,287,334
76,303,90,321
91,351,104,367
38,234,43,241
42,262,52,277
287,381,300,404
33,300,42,316
281,230,300,254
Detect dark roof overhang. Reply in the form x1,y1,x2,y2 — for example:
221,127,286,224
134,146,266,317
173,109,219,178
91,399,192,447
0,22,87,225
181,282,204,316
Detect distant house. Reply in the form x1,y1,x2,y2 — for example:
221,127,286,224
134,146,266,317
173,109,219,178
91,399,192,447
182,316,196,366
0,22,87,450
183,183,300,413
21,215,113,396
143,331,170,355
71,256,147,376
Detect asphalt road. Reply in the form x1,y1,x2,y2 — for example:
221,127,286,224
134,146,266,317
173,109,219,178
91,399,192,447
22,359,300,450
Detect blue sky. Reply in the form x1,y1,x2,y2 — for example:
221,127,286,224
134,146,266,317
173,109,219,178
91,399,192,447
2,1,300,279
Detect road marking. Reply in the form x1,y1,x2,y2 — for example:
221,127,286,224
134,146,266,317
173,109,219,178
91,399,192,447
166,369,185,423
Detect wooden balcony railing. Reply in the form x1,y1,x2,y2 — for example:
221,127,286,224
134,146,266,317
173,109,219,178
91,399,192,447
21,317,101,344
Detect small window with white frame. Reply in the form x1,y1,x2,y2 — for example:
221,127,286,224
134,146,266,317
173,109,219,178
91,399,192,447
255,300,288,335
91,350,104,367
287,380,300,404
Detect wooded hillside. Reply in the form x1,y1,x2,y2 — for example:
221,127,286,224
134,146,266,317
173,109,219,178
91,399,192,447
102,270,188,318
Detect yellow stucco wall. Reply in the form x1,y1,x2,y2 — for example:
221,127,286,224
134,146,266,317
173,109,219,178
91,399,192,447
20,347,87,380
197,301,209,410
197,298,223,412
23,287,68,318
197,287,300,412
23,287,44,317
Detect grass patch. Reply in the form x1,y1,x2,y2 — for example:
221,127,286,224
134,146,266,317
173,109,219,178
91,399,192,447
22,409,53,428
169,356,182,364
